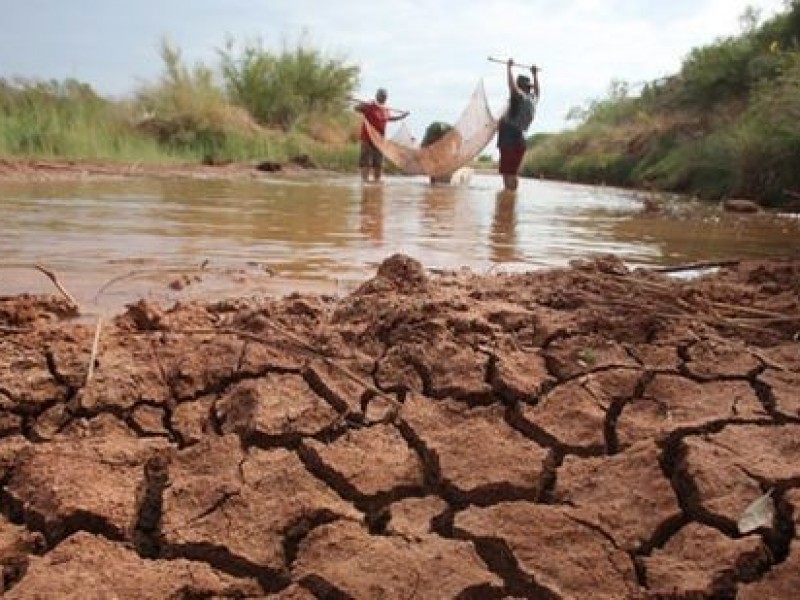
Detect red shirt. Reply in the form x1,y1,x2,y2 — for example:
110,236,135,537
358,102,391,142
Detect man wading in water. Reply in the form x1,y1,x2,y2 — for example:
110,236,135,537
497,59,540,192
355,88,410,183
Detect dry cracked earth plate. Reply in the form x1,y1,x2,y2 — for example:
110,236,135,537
1,254,799,598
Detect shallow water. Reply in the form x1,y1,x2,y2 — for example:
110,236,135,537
2,173,799,312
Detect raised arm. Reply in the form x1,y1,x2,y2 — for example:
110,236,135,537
388,110,410,122
531,66,540,99
507,59,518,94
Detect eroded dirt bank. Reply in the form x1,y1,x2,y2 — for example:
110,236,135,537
1,254,799,598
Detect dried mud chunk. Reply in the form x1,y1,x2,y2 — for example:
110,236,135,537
4,531,260,599
271,583,317,599
216,373,340,444
554,442,682,551
400,395,549,502
0,435,31,481
413,340,492,401
491,348,553,403
517,379,609,452
6,436,170,544
30,403,70,441
679,424,800,524
484,303,535,332
738,543,800,600
454,502,639,599
0,294,77,326
642,523,769,596
301,424,423,500
45,327,95,388
545,334,638,380
155,334,244,400
238,338,305,373
527,306,583,346
757,342,800,372
116,298,166,331
354,253,428,295
617,375,766,447
57,412,133,440
172,396,215,446
130,404,169,437
0,338,68,414
78,334,172,412
758,368,800,418
387,496,449,539
625,343,680,371
684,339,762,380
0,516,45,593
0,410,23,437
788,489,800,533
303,357,370,415
375,345,425,393
294,520,500,597
161,436,359,573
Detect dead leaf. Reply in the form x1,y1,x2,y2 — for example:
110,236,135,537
738,489,775,534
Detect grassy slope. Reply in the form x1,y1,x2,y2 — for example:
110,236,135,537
523,2,800,207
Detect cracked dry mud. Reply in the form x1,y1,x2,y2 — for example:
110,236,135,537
1,253,799,599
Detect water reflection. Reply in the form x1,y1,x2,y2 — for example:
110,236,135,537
490,190,519,263
359,184,384,243
420,184,459,235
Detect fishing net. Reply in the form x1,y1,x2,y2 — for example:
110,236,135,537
364,80,498,179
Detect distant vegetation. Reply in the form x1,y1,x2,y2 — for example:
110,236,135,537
0,37,362,169
523,1,800,207
3,4,800,199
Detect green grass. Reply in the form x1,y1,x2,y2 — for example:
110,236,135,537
0,37,363,170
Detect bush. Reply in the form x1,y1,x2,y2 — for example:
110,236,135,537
219,37,359,131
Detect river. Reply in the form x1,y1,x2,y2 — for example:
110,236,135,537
2,173,799,313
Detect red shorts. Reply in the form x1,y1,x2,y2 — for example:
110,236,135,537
499,145,526,175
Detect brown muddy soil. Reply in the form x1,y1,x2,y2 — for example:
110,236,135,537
1,254,799,598
0,157,325,182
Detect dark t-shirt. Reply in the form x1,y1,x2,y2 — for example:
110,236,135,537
497,90,536,148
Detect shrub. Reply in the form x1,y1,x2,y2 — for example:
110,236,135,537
218,36,359,131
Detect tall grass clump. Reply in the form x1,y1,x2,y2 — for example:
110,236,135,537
132,37,361,165
0,78,164,160
218,36,360,142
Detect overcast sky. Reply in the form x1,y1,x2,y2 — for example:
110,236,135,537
0,0,788,137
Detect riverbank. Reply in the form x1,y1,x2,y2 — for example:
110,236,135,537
0,157,337,182
1,253,798,597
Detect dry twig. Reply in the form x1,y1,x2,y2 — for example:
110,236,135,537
85,316,103,385
33,264,80,310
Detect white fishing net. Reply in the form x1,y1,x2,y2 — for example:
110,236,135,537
364,80,498,179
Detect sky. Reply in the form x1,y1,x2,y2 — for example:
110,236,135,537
0,0,789,138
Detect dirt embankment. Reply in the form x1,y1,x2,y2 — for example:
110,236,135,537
0,157,324,182
1,254,799,598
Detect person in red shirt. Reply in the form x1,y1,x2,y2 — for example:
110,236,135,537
355,88,409,183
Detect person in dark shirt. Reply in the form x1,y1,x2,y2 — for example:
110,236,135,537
355,88,410,183
497,59,540,191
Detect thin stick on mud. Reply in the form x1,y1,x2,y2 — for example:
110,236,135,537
33,264,80,310
85,316,103,385
648,259,740,274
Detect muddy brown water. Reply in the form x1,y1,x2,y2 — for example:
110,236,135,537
2,173,799,312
